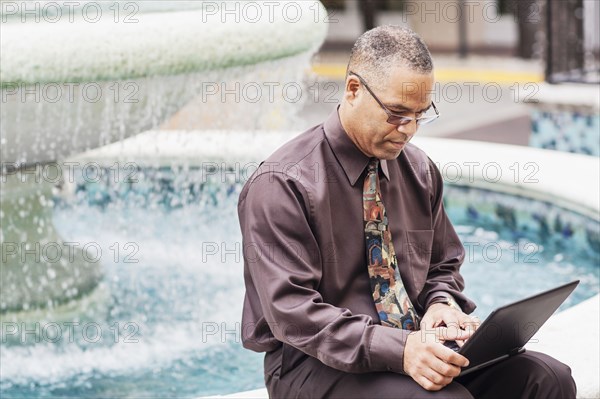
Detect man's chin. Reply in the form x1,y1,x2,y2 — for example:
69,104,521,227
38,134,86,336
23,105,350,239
378,148,404,160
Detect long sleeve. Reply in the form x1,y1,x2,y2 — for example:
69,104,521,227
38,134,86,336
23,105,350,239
239,171,412,374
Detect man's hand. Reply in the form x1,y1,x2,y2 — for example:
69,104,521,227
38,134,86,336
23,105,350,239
420,303,481,347
403,326,473,391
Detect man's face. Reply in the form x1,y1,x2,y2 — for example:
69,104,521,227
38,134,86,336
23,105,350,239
342,65,435,160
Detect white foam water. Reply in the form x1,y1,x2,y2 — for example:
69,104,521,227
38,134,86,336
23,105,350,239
1,190,260,393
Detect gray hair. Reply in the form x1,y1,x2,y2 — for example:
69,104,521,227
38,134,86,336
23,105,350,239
346,25,433,89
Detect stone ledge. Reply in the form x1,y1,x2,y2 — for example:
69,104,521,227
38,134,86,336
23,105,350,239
520,82,600,112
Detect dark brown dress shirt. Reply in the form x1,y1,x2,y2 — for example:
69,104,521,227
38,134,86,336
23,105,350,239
238,106,477,374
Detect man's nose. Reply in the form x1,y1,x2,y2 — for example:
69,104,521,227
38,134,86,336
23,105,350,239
396,120,418,137
395,131,414,143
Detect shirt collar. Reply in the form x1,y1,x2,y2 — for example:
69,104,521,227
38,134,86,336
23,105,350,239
323,105,390,186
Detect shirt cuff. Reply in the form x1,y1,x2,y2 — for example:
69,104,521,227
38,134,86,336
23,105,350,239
369,325,412,374
425,291,461,312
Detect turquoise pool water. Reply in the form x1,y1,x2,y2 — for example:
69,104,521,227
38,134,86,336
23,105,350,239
1,166,598,398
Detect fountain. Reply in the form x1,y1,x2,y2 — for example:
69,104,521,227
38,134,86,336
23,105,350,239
1,0,328,368
1,1,598,397
1,0,329,164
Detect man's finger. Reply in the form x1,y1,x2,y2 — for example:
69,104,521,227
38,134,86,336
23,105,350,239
436,326,474,342
428,355,462,378
435,344,470,367
417,374,446,392
424,367,453,387
458,315,479,330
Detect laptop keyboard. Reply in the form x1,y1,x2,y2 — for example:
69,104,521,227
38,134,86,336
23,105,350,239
443,340,461,352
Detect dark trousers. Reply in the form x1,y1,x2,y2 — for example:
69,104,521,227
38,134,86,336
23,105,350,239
264,344,577,399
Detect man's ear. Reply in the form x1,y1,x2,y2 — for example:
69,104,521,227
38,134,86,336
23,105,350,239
344,75,361,106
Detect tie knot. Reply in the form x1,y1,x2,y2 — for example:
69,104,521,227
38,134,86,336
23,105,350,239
368,158,379,173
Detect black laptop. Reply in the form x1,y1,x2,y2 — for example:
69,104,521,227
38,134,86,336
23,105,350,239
444,280,579,376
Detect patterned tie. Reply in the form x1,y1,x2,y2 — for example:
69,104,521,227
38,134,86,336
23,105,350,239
363,158,420,330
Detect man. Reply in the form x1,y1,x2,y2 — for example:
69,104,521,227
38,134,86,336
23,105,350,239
238,26,576,398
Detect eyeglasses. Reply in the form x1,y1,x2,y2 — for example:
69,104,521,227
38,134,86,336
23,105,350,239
348,71,440,127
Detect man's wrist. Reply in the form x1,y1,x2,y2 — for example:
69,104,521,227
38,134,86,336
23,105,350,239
427,294,462,312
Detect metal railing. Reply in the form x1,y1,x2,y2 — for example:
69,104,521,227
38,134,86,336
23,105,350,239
546,0,600,84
